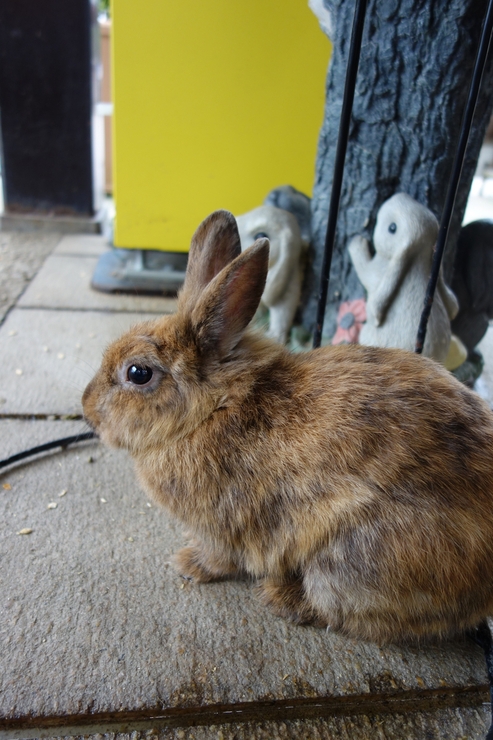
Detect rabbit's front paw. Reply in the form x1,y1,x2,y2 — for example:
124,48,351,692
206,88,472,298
171,543,238,583
257,575,327,627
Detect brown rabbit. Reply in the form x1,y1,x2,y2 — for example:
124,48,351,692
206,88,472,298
83,209,493,647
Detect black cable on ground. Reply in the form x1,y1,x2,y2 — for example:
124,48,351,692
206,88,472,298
0,431,97,470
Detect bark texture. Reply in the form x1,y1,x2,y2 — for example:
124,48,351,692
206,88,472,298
302,0,493,340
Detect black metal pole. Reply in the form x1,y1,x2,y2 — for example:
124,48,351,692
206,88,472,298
415,0,493,354
313,0,368,349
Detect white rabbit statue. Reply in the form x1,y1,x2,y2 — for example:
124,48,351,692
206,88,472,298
348,193,459,363
236,204,306,344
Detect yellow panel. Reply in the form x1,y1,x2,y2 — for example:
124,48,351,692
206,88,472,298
112,1,331,252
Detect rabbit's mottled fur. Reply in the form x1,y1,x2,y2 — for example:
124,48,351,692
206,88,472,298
83,210,493,644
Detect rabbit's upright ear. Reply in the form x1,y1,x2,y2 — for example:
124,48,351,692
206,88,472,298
191,238,269,359
179,210,242,308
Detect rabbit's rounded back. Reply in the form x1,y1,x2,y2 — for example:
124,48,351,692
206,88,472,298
83,209,493,644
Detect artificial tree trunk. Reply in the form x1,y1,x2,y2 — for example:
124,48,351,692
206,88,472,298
302,0,493,341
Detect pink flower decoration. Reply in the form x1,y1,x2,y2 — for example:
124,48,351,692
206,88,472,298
332,299,367,345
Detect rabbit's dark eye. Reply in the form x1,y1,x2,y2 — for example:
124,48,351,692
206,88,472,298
388,222,397,234
254,232,269,240
127,365,153,385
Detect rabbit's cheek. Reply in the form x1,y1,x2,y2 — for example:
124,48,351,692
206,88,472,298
95,424,115,447
96,405,130,449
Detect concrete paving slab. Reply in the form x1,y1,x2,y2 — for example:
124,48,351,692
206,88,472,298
18,254,178,314
0,309,164,416
0,420,490,739
52,235,110,257
0,231,62,324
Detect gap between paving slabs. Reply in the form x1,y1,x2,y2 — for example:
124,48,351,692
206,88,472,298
1,712,492,740
0,686,490,739
2,710,492,740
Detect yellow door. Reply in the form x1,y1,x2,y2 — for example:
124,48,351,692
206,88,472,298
112,1,330,252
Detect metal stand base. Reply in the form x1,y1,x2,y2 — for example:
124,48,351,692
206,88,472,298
91,248,188,294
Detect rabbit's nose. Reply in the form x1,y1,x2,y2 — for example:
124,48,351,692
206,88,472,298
82,378,103,430
82,377,96,407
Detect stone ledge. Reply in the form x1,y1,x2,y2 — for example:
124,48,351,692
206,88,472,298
0,211,103,235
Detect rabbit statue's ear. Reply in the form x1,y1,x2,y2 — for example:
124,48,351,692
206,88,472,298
179,210,242,308
191,238,269,359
